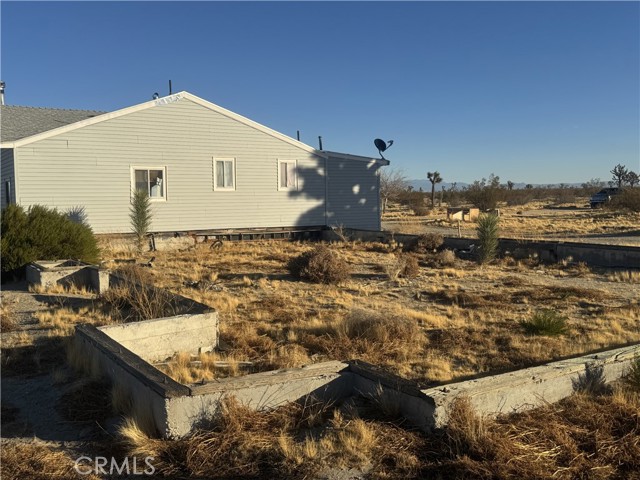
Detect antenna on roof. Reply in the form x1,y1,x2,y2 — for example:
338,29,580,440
152,92,160,100
374,138,394,160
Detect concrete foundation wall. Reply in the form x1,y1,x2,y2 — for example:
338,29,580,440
167,362,351,438
99,312,219,363
324,229,640,268
420,345,639,429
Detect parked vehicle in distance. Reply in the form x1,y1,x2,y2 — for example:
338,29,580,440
590,187,622,208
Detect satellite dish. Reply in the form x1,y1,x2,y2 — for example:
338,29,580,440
374,139,394,160
152,92,160,99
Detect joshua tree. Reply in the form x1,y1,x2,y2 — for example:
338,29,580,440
611,164,628,188
427,171,442,207
507,181,515,191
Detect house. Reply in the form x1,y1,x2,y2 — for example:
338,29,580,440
1,92,389,234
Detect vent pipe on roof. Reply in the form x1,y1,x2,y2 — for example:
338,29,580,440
318,136,323,150
0,81,5,106
296,130,300,141
169,80,172,95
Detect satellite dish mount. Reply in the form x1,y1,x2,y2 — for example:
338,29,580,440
374,138,394,160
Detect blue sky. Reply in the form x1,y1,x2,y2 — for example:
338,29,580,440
1,1,638,184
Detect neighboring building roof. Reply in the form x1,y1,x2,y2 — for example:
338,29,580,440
0,105,107,143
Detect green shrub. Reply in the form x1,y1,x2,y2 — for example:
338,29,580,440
607,188,640,212
476,213,499,264
130,189,152,251
287,245,351,284
520,309,568,336
1,204,100,277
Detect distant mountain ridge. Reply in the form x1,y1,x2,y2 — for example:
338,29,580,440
408,180,585,191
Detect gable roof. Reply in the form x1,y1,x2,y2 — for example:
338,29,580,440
0,92,326,158
0,105,106,143
0,92,390,165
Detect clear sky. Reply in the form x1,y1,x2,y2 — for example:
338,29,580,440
1,1,638,184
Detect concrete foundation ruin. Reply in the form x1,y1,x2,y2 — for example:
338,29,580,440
29,260,637,438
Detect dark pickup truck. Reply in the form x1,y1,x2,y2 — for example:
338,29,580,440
590,187,622,208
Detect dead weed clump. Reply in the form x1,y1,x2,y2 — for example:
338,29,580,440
287,245,351,284
101,265,177,321
0,441,101,480
422,389,640,479
119,396,423,479
0,299,18,332
403,233,444,254
385,253,420,280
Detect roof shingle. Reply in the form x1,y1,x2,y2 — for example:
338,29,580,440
0,105,107,143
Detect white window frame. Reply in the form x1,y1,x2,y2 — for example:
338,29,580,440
130,166,167,202
277,159,298,191
213,157,236,191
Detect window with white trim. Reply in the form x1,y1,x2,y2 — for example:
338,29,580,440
278,160,297,191
132,167,166,200
213,158,236,191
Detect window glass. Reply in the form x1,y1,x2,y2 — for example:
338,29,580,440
149,170,164,197
224,161,234,188
280,162,288,188
135,170,148,193
287,162,296,188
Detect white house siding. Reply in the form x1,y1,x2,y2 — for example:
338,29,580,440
326,156,382,230
1,148,16,209
13,98,327,234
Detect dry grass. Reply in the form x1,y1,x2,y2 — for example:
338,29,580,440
1,297,18,332
115,385,640,479
422,387,640,479
118,395,423,479
607,270,640,283
96,239,640,385
0,441,101,480
384,199,640,242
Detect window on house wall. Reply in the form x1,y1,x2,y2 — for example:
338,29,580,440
132,167,166,200
278,160,297,191
213,158,236,191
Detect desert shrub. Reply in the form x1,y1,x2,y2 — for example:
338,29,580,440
572,364,610,396
1,204,100,277
287,245,351,284
476,213,499,264
464,175,503,210
385,253,420,280
404,233,444,253
554,188,576,205
411,205,430,216
437,249,456,266
623,355,640,392
608,188,640,212
520,309,568,336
